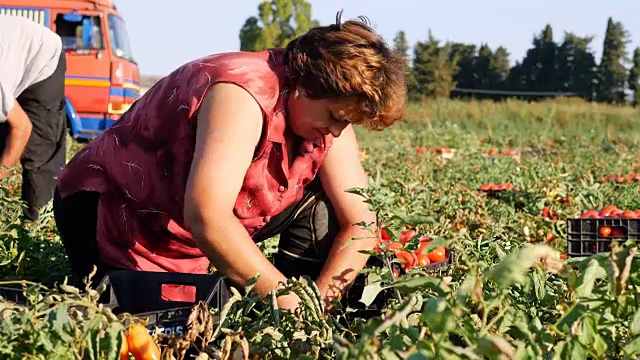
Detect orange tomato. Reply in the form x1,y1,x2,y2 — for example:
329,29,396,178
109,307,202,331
120,332,129,360
427,247,447,263
127,324,160,360
622,210,637,219
598,226,611,237
545,232,554,243
386,242,403,253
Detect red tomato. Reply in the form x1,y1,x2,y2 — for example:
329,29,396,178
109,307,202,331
581,210,599,219
380,228,392,241
599,205,617,217
598,226,611,237
427,247,447,263
610,209,624,218
417,237,431,254
396,251,416,270
416,253,431,267
611,227,626,238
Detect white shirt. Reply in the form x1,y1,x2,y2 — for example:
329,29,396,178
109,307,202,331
0,15,63,122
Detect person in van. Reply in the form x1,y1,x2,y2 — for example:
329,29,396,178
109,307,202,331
53,12,407,314
0,15,67,221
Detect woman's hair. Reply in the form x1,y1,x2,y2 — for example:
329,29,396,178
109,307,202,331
283,10,407,130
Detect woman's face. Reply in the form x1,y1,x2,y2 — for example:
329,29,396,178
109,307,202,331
286,88,353,140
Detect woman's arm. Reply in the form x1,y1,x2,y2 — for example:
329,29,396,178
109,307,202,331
315,125,378,311
184,82,300,310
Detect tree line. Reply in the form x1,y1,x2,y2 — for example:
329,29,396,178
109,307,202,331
239,0,640,105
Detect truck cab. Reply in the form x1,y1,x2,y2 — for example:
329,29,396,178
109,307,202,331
0,0,141,140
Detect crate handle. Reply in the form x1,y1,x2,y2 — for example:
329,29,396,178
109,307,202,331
160,283,197,303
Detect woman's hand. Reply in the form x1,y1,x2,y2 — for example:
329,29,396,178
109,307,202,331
276,292,303,313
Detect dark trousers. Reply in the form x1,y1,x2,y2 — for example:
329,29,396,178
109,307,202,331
0,51,67,221
53,177,342,283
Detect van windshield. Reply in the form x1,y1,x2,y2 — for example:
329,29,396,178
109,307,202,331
108,14,135,62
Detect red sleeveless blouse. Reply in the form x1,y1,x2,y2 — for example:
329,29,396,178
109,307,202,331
57,49,334,276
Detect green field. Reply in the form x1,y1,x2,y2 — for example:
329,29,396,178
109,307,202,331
1,98,640,359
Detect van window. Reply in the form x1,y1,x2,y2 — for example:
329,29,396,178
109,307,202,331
55,14,104,50
108,14,134,62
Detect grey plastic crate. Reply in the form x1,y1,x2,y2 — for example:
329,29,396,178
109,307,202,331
566,218,640,257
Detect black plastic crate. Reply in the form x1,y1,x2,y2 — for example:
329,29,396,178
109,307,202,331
96,270,230,315
566,218,640,257
96,270,230,336
341,248,453,321
0,270,231,337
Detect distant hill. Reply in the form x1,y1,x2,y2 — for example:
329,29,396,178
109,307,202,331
140,74,165,93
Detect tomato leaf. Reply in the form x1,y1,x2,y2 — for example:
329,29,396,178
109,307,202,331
573,259,602,299
359,281,384,308
48,303,74,343
631,308,640,336
389,274,449,297
622,337,640,356
389,210,436,227
474,335,516,359
102,324,124,360
484,244,553,289
420,298,455,334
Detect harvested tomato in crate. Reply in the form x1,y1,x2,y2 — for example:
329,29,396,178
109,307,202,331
373,231,453,273
343,231,453,321
567,206,640,257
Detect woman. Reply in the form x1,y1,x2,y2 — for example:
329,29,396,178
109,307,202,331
53,12,407,312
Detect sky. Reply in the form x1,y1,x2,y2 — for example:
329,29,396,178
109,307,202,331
113,0,640,76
